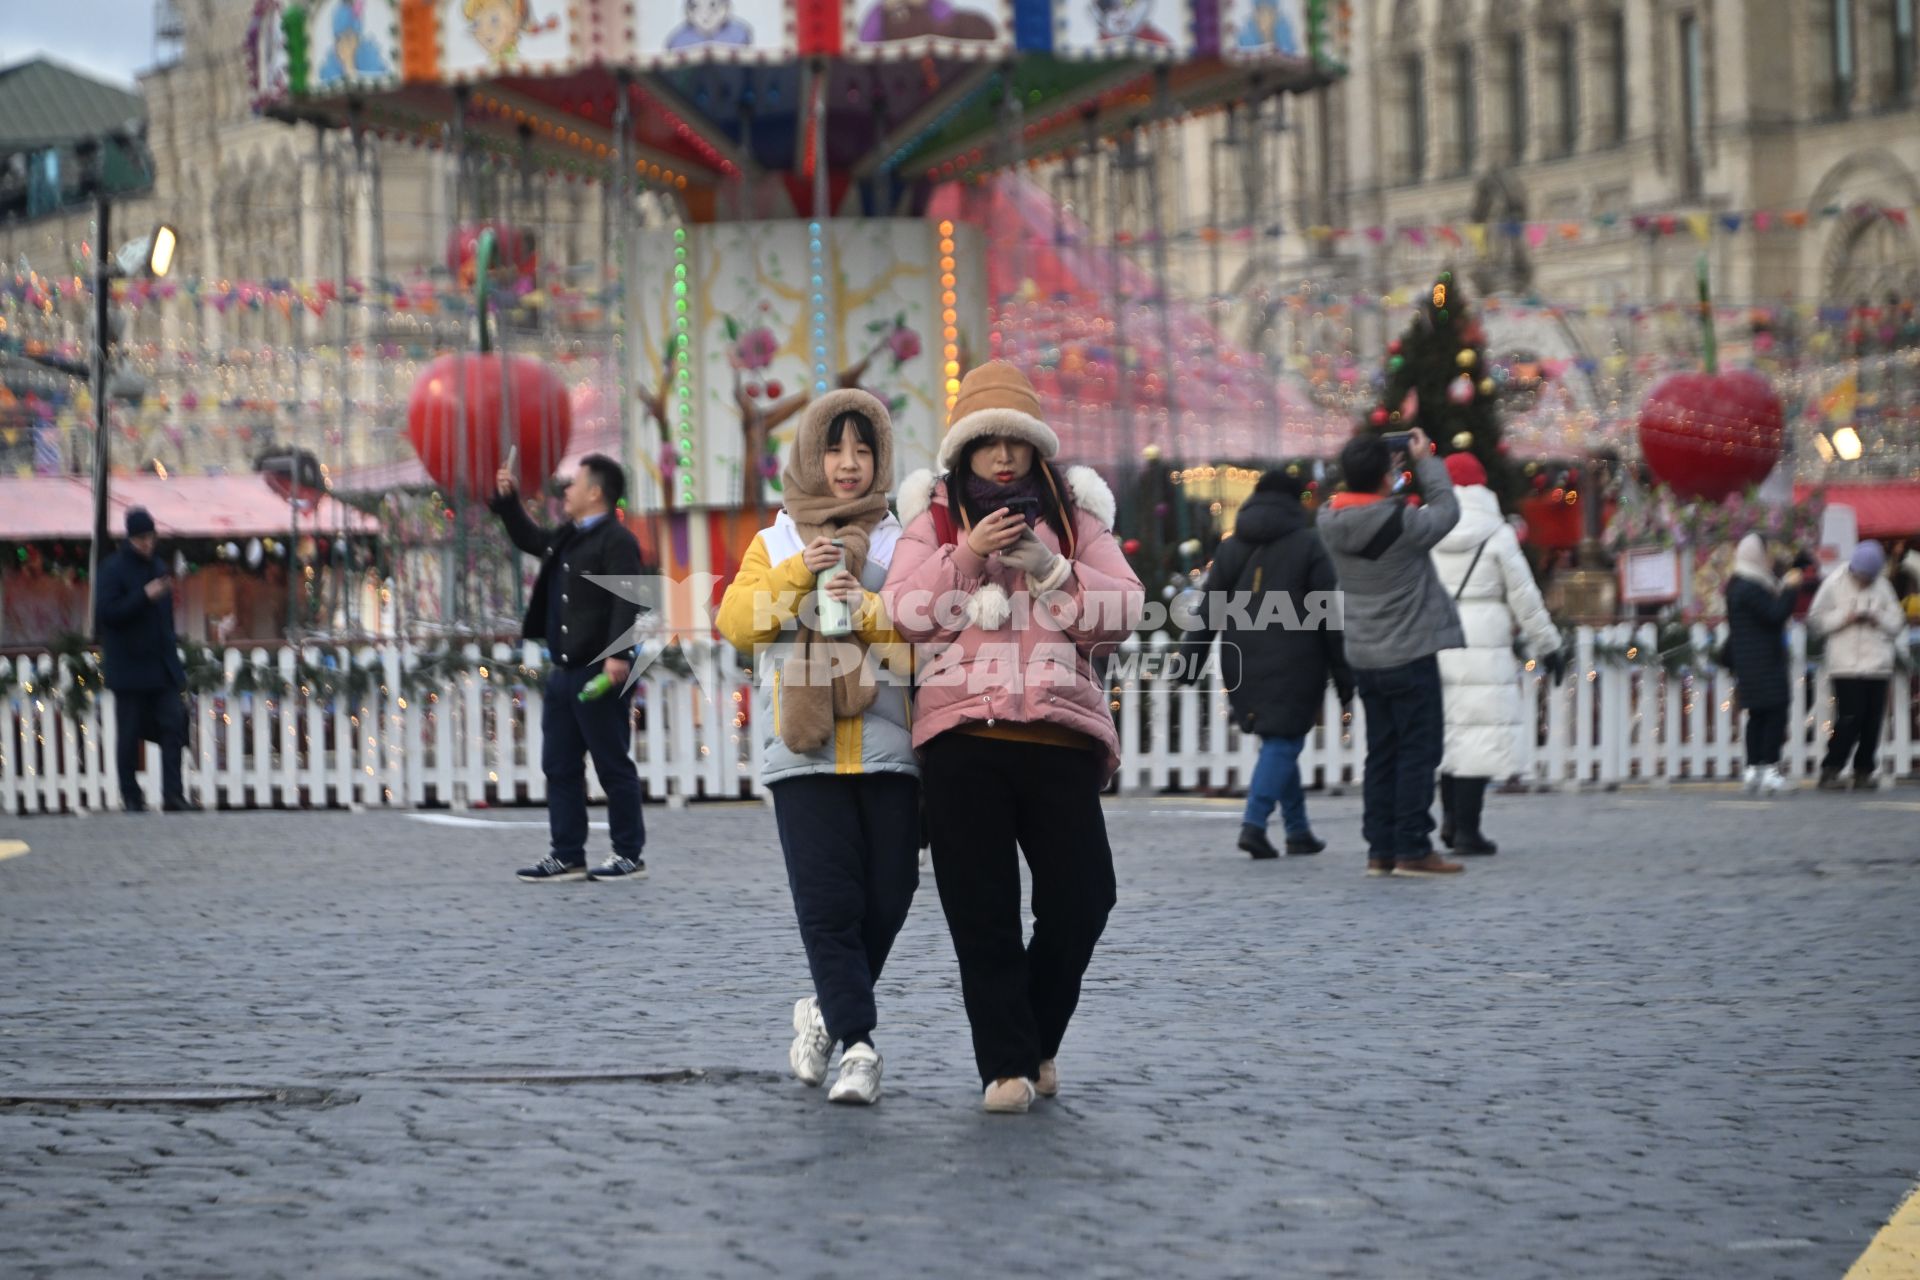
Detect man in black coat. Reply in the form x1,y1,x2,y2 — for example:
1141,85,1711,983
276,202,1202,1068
94,507,196,812
1184,471,1353,858
491,454,650,883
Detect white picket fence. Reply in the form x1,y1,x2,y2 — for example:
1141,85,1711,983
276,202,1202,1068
2,625,1914,816
1116,625,1917,794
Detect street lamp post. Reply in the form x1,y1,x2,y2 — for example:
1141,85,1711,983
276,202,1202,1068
86,192,113,636
82,206,180,636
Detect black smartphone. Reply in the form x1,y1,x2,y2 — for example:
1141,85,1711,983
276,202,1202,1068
1000,496,1042,522
1380,432,1413,454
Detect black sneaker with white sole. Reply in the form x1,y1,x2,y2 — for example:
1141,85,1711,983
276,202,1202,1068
517,855,587,883
587,854,647,882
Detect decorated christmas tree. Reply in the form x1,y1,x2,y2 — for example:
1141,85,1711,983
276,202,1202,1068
1369,269,1516,503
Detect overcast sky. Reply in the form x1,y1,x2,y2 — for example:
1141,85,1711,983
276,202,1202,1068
1,0,158,87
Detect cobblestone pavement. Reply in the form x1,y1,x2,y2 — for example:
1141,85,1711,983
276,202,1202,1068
2,786,1918,1279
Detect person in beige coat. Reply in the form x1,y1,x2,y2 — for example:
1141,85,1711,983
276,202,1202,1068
1809,540,1906,790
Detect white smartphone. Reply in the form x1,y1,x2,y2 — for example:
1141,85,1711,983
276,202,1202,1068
505,445,519,476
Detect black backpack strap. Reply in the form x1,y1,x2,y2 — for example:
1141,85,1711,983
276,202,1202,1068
1354,503,1406,561
1454,535,1494,601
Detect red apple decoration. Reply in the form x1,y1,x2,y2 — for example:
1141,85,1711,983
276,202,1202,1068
407,353,573,501
1636,369,1784,502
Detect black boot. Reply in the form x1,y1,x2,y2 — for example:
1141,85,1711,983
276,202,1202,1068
1453,776,1497,855
1438,775,1457,849
1285,831,1326,855
1238,824,1281,860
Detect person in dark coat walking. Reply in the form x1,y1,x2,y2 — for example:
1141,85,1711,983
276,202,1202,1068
1184,470,1353,858
490,454,650,883
1725,533,1805,794
94,507,195,812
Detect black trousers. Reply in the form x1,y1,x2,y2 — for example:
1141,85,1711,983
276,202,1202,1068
1822,677,1890,778
922,733,1117,1086
1355,655,1445,861
1744,705,1788,767
542,666,645,864
771,773,921,1046
113,687,186,810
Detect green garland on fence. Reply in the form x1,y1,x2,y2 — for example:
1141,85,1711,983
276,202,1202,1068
17,638,738,716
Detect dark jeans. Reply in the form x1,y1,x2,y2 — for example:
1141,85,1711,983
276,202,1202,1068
923,733,1117,1086
1744,704,1788,767
1244,734,1310,836
542,665,645,865
1355,654,1444,862
1822,676,1890,778
771,773,921,1047
113,687,186,810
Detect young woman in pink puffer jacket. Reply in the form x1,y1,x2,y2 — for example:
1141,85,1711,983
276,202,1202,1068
882,360,1144,1115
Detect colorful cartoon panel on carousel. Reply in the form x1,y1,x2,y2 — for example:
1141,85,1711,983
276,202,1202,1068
248,0,402,100
627,218,987,511
1053,0,1193,56
637,0,797,62
1219,0,1309,61
246,3,1340,219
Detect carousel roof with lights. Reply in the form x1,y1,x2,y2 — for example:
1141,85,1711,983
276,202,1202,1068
248,0,1341,217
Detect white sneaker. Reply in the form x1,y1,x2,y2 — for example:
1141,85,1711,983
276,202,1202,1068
788,998,831,1086
1761,766,1795,794
982,1077,1036,1114
828,1043,883,1105
1742,766,1762,793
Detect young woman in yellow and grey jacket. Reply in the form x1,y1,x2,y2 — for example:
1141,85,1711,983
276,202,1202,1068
715,388,917,1107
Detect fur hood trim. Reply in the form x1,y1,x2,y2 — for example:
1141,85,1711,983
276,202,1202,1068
895,465,1117,532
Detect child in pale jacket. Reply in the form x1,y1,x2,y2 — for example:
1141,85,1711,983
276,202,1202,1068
715,389,917,1107
1809,540,1905,790
883,360,1143,1115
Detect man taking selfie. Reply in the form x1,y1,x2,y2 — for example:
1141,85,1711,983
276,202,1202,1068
491,455,649,884
1318,429,1465,879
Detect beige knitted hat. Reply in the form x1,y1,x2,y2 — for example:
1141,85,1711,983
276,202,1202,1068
939,360,1060,469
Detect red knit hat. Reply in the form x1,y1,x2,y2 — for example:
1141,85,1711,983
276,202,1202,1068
1445,451,1488,487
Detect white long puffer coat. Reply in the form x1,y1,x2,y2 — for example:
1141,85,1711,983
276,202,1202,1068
1430,484,1561,779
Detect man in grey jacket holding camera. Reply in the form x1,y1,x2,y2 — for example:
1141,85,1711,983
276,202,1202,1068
1318,428,1466,879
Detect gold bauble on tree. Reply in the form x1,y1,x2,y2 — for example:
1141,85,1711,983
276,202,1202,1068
1456,349,1477,369
1451,432,1475,451
1479,377,1495,395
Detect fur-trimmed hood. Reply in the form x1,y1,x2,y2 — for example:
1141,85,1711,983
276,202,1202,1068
880,455,1145,785
895,464,1117,532
892,464,1118,633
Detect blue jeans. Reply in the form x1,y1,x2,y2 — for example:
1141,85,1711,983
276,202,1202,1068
1244,734,1310,837
1354,654,1444,862
542,665,645,865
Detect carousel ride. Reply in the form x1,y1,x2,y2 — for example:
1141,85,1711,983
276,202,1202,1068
247,0,1342,615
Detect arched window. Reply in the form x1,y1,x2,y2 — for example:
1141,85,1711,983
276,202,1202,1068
1826,208,1920,301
